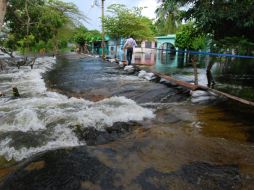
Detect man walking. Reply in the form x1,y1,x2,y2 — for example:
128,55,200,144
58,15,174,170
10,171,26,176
123,36,137,65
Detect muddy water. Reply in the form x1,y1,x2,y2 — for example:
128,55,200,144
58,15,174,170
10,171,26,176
0,54,254,189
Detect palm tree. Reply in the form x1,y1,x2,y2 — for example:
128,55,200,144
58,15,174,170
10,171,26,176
155,0,182,35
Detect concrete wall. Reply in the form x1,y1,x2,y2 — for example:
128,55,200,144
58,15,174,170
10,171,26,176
134,41,156,53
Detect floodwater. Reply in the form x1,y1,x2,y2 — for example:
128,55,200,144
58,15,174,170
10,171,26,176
133,50,254,101
0,53,254,189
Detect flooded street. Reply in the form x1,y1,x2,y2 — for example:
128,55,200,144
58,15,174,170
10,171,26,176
0,54,254,189
133,51,254,101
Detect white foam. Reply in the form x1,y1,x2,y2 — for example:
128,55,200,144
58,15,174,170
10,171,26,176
0,57,53,97
1,108,45,132
0,95,154,132
0,125,81,161
73,96,155,130
0,57,155,161
0,95,154,161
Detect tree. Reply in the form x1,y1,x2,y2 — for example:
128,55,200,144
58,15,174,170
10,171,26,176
73,26,101,53
4,0,85,54
159,0,254,54
39,0,84,54
175,22,206,51
164,0,254,41
0,0,7,31
103,4,154,57
175,21,206,75
155,0,182,35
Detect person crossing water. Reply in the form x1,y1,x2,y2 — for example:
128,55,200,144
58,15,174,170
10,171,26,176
123,36,137,65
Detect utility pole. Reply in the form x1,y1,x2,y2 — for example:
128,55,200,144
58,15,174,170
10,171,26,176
101,0,105,59
0,0,7,31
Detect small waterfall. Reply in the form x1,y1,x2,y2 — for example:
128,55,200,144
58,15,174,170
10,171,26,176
0,57,154,161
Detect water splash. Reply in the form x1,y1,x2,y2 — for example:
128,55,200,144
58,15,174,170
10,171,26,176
0,125,80,161
0,57,155,161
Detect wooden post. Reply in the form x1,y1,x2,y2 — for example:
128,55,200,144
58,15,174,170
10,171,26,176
0,59,3,70
192,56,198,85
155,72,199,91
101,0,105,59
123,48,127,65
12,87,20,97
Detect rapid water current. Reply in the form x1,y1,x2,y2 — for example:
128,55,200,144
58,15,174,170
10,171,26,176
0,56,156,161
0,53,254,189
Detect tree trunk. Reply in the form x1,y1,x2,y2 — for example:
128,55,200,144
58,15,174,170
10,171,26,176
25,0,30,36
0,0,7,31
192,56,198,85
53,33,58,55
115,39,118,58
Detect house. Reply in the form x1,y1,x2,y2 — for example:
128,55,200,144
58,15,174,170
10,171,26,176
107,37,157,59
134,40,157,54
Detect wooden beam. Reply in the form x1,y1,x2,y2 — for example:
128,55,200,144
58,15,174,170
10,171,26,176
154,72,200,91
207,88,254,107
156,72,254,107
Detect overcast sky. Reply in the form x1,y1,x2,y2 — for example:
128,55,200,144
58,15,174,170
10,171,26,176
63,0,160,30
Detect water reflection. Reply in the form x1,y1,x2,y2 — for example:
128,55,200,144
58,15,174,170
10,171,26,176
212,57,254,101
1,54,254,189
127,50,254,101
134,51,156,65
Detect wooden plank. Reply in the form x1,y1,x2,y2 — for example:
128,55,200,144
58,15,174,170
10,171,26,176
154,72,200,91
156,72,254,107
207,88,254,107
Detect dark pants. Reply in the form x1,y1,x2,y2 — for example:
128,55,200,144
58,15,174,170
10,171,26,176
206,62,215,88
126,47,133,65
206,70,215,87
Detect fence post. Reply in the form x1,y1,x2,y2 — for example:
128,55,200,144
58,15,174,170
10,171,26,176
192,56,198,85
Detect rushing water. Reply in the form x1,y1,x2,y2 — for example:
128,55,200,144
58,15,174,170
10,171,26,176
0,56,156,162
0,53,254,189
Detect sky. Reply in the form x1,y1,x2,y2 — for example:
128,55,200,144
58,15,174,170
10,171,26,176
63,0,160,31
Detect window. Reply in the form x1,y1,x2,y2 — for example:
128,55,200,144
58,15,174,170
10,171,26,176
145,41,152,48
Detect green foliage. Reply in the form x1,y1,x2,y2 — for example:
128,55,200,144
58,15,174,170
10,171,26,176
213,37,254,55
4,0,85,54
155,0,182,35
160,0,254,54
175,23,206,50
166,0,254,41
86,30,102,43
3,34,17,51
17,34,36,54
73,26,101,46
103,4,154,41
192,35,206,51
175,24,192,49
